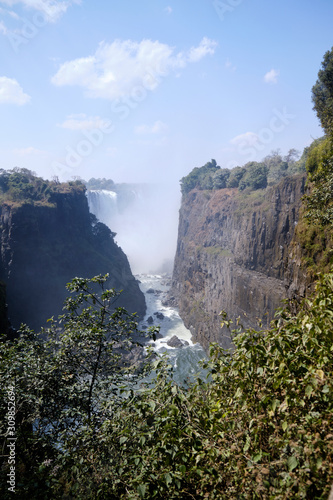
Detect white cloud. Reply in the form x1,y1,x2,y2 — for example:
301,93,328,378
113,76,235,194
7,9,19,19
165,6,172,14
0,76,30,105
0,0,81,23
58,113,111,130
187,37,217,63
51,37,217,100
135,120,168,135
0,20,7,33
230,131,259,147
264,68,279,84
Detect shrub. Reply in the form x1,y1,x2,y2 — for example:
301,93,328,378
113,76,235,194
1,274,332,498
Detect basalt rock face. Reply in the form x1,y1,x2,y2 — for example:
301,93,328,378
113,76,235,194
0,189,145,331
169,174,306,351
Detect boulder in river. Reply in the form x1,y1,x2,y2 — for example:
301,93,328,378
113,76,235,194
166,335,189,348
146,288,163,295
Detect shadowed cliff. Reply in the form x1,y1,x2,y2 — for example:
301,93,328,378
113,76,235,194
0,170,145,332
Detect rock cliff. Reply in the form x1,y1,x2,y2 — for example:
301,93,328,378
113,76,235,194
0,184,145,331
169,174,306,351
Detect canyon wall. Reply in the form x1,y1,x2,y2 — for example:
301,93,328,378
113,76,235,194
0,185,145,331
169,174,306,351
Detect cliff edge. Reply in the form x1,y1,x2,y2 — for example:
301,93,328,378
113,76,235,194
169,174,306,351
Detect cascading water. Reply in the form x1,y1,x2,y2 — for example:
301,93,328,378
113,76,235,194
86,190,118,227
86,188,207,382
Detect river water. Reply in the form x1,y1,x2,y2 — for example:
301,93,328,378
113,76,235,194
136,274,207,385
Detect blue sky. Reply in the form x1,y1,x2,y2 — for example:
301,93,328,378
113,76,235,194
0,0,332,187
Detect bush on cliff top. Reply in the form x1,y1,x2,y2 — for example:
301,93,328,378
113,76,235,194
0,168,85,205
180,148,304,195
1,273,333,499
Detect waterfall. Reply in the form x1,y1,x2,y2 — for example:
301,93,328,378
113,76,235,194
86,190,118,228
86,185,178,274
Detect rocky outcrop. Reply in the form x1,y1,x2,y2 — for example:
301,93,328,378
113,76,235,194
166,335,189,348
169,174,306,351
0,187,145,331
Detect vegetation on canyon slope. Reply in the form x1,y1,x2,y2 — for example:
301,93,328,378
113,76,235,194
1,47,333,500
0,167,85,206
294,46,333,276
0,272,332,499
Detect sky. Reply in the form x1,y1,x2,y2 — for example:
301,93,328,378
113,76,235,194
0,0,332,185
0,0,332,271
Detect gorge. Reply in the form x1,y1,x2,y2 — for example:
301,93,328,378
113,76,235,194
0,161,321,351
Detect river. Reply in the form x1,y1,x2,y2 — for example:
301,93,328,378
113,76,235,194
136,274,207,386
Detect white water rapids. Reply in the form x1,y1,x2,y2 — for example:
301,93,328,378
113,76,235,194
137,274,206,385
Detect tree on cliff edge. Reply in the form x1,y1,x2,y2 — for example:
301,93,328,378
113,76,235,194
312,46,333,135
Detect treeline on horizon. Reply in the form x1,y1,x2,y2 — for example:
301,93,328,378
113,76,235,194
0,168,85,206
180,144,312,195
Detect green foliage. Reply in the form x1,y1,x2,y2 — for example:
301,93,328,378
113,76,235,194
239,162,268,191
180,149,303,196
293,135,333,275
1,274,333,498
294,139,324,175
312,47,333,135
0,275,157,499
212,168,230,189
180,159,220,194
226,166,246,188
0,168,86,206
305,135,333,179
85,177,116,191
201,245,233,258
292,48,333,275
305,150,333,226
262,150,289,185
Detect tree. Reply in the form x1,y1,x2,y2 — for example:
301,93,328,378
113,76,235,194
239,162,268,190
226,166,246,188
262,151,289,185
312,47,333,135
284,148,300,164
0,275,157,498
180,160,220,194
213,168,230,189
1,273,333,498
